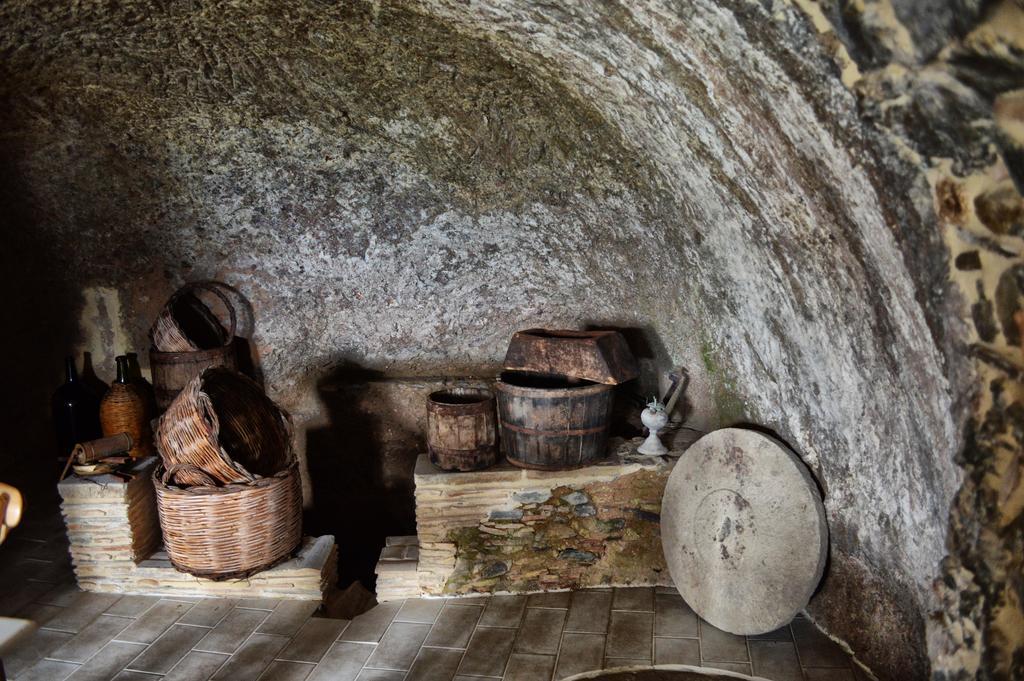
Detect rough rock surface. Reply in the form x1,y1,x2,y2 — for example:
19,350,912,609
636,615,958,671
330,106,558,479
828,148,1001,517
799,2,1024,680
0,1,1018,679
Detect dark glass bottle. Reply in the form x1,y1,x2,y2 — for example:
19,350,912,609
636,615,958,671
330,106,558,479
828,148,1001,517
125,352,157,416
51,356,103,458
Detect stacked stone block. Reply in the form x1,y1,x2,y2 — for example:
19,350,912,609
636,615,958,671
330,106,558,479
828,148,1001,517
374,535,421,601
58,457,162,586
413,434,699,596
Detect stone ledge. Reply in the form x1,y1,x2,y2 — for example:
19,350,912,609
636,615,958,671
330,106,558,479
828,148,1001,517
414,432,700,486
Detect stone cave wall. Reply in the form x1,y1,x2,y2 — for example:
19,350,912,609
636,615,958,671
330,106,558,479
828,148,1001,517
783,2,1024,679
0,1,1019,680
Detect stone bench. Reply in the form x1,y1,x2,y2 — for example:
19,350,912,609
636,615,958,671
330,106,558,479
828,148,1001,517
59,457,335,601
386,431,700,600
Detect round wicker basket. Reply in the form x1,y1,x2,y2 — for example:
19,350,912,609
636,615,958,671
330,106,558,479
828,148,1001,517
155,367,291,486
154,462,303,579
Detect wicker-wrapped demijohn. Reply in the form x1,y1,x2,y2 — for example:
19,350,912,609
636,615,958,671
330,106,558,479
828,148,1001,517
153,367,300,579
99,355,153,458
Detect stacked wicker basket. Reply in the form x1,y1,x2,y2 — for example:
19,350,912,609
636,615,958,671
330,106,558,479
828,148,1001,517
150,281,239,409
150,287,301,580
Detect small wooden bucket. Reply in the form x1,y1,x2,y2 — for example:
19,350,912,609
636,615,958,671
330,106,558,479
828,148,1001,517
427,389,497,472
151,346,237,411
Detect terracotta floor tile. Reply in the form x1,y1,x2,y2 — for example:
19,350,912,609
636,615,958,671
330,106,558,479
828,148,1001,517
565,590,612,634
257,660,316,681
65,641,147,681
554,632,604,680
340,601,401,643
406,646,464,681
612,587,654,612
479,595,527,628
527,591,571,609
395,598,443,624
125,623,209,674
514,608,566,655
607,611,652,660
163,651,230,681
654,636,700,665
278,616,350,663
503,652,556,681
424,604,482,648
749,640,803,681
209,632,289,680
458,626,517,677
700,620,749,662
364,621,431,671
306,642,375,681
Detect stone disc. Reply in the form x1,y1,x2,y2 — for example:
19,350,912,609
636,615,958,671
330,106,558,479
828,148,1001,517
660,428,827,635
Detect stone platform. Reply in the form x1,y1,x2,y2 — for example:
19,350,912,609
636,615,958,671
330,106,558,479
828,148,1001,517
409,431,700,597
374,535,421,601
58,458,335,601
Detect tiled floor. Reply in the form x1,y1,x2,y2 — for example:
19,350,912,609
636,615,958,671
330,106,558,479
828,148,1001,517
0,501,865,681
3,586,866,681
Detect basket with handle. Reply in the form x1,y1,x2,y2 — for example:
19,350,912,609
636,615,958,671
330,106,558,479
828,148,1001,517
150,281,240,410
154,367,291,486
150,281,237,353
154,461,302,579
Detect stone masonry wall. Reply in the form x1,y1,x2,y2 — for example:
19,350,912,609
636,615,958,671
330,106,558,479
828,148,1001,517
414,439,685,596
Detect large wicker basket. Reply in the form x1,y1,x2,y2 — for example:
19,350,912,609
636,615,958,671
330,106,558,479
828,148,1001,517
155,367,291,486
154,462,303,579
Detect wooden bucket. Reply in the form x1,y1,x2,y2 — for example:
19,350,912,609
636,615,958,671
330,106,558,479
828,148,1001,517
427,389,497,471
150,283,239,410
495,372,613,470
151,345,237,411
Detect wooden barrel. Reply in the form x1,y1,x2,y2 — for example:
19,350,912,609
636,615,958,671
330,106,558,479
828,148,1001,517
427,389,498,471
150,345,237,410
495,372,613,470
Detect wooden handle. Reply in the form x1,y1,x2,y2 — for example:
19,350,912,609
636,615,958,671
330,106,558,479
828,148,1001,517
0,483,23,545
74,433,133,464
663,367,688,416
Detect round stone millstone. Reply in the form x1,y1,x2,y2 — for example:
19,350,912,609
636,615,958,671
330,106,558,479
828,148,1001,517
661,428,828,635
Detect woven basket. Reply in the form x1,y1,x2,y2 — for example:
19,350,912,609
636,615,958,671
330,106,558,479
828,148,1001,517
151,282,236,353
155,367,291,486
154,462,302,579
